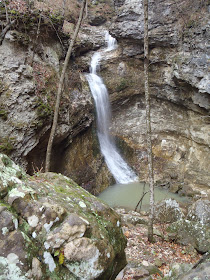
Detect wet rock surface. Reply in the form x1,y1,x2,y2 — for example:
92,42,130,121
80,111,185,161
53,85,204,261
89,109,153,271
0,154,127,279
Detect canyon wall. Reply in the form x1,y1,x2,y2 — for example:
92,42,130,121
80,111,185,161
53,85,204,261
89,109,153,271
0,0,209,196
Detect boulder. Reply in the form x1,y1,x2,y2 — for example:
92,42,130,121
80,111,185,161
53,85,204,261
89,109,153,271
164,253,210,280
180,253,210,280
167,200,210,253
0,154,127,279
116,262,162,280
187,199,210,225
115,208,148,226
164,263,193,280
154,199,184,223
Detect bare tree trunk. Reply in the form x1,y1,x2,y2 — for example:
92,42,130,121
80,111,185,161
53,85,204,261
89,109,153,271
62,0,66,17
45,0,87,171
144,0,155,242
4,0,10,24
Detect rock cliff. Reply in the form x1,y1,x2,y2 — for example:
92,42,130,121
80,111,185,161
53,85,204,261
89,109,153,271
106,0,210,196
0,0,209,196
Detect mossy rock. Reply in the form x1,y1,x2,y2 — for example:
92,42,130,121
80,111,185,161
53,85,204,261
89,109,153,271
0,109,8,120
0,138,14,156
167,219,210,253
0,154,127,280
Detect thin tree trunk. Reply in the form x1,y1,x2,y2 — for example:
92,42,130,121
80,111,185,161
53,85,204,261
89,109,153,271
144,0,155,242
45,0,87,171
62,0,66,17
4,0,10,24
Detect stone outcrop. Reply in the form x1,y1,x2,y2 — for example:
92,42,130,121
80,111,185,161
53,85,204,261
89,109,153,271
164,253,210,280
0,153,127,279
154,199,184,223
167,199,210,253
59,0,210,195
0,0,209,196
0,20,94,171
96,0,209,196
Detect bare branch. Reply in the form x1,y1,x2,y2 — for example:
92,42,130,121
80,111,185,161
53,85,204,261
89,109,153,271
0,20,16,45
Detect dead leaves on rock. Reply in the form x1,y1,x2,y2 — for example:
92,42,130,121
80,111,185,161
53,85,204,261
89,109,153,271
122,223,201,279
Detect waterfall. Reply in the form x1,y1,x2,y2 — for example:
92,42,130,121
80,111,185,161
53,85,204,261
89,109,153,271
86,32,138,184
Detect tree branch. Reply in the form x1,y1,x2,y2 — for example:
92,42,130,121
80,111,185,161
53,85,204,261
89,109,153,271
45,0,87,172
0,20,16,45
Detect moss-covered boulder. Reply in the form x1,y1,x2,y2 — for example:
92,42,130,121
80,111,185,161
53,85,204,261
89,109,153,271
154,199,184,223
0,154,127,280
167,200,210,254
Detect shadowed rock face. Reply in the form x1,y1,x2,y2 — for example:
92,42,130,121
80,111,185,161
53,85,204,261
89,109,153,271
0,27,94,171
0,153,127,280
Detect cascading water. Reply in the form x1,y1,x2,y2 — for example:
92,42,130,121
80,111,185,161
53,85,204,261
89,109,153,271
86,32,138,184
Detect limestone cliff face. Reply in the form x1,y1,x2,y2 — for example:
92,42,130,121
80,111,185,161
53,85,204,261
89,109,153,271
0,3,95,172
0,0,209,196
105,0,210,195
63,0,210,196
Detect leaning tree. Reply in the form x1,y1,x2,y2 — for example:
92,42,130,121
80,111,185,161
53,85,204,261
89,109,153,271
45,0,87,171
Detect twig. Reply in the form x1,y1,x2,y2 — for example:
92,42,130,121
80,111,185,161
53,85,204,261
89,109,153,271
62,0,66,17
135,182,149,212
0,19,16,45
192,252,209,269
32,161,44,175
84,0,88,19
139,181,146,211
45,0,87,171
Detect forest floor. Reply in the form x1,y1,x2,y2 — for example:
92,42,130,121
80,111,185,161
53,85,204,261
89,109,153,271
116,212,202,279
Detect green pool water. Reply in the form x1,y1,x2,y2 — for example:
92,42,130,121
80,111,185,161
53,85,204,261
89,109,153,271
98,182,189,211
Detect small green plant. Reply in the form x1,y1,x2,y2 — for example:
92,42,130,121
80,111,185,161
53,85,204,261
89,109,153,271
186,19,196,28
0,109,8,120
0,137,14,154
116,79,129,92
36,99,53,119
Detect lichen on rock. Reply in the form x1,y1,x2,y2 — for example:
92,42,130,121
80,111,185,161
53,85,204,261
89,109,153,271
167,199,210,253
0,154,127,279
